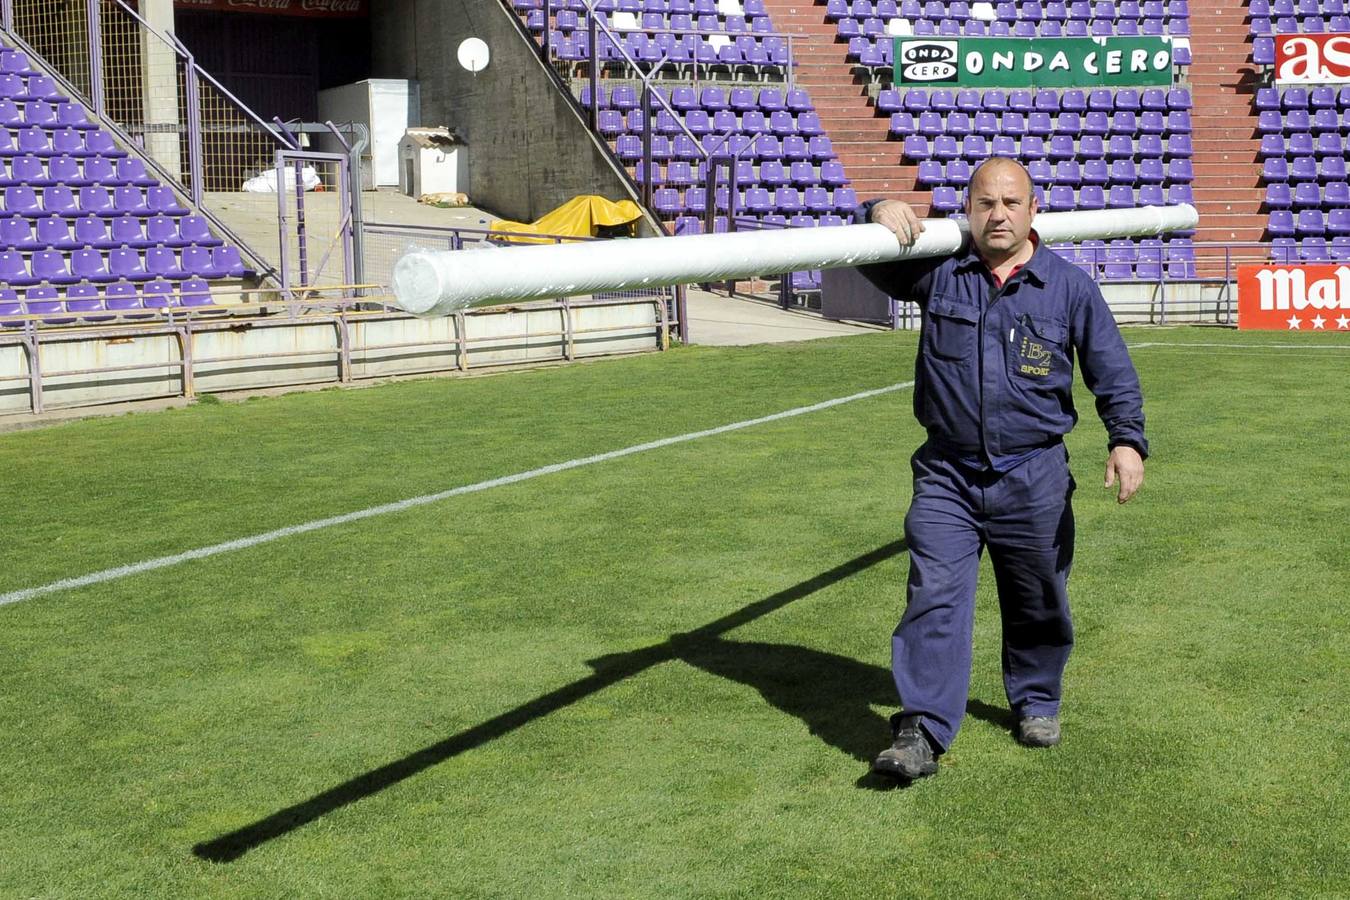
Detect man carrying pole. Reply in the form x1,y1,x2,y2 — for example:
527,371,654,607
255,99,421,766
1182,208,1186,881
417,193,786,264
857,158,1149,781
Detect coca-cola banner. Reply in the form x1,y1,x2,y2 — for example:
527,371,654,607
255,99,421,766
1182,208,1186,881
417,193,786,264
173,0,366,16
1237,264,1350,330
1273,33,1350,84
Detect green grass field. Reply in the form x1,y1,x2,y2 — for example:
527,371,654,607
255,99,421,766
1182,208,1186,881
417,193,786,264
2,328,1348,898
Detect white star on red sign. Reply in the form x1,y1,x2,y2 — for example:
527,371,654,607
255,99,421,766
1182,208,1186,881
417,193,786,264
1338,315,1350,330
1287,315,1301,329
1311,314,1327,330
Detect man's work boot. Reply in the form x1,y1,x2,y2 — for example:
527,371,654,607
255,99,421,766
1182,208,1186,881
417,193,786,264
1016,715,1061,748
873,716,939,780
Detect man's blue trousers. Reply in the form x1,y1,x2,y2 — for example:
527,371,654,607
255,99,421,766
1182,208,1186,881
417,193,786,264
894,441,1076,752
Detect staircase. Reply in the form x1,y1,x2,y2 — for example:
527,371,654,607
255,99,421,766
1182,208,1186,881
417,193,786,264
762,0,932,214
1182,3,1268,276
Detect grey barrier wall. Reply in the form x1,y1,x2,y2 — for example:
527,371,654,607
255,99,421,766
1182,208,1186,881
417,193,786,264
371,0,654,231
0,300,667,417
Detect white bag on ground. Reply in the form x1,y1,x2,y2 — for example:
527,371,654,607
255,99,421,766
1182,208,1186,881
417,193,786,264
242,166,321,193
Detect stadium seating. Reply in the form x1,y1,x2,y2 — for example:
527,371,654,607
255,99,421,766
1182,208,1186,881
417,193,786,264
0,37,242,328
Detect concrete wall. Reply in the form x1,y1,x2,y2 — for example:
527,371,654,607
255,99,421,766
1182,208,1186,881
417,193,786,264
370,0,651,230
0,301,664,416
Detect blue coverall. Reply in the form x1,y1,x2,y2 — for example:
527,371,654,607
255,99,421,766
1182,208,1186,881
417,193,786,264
856,208,1148,751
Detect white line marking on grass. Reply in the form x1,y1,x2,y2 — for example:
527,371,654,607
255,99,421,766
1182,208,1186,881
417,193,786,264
0,381,915,609
1129,341,1350,351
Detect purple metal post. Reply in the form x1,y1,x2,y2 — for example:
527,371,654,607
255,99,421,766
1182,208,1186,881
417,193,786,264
587,10,599,133
183,56,204,206
294,159,309,291
641,84,653,210
85,0,105,117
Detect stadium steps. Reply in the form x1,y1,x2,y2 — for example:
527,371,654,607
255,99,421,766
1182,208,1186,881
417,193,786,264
761,0,931,214
1180,0,1267,269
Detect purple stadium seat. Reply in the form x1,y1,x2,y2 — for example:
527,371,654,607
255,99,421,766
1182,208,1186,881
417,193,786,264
1043,185,1073,210
1053,160,1082,186
804,186,832,213
1109,159,1137,184
29,248,76,285
1322,156,1348,182
71,247,116,283
103,281,143,316
1138,184,1166,205
834,187,859,213
1287,156,1317,183
212,246,250,278
1301,237,1330,261
948,113,973,137
64,283,108,321
1261,156,1288,182
113,214,159,249
1291,182,1322,209
917,160,944,185
1265,183,1292,209
71,215,112,250
56,102,96,130
1,249,40,287
1106,185,1135,208
1268,210,1295,236
77,186,115,216
1297,209,1326,235
1082,158,1109,185
109,247,151,281
1079,185,1107,209
145,245,187,280
140,278,176,310
1167,158,1194,182
1028,159,1054,186
82,155,121,185
2,185,39,217
179,277,215,309
0,217,37,250
24,285,72,324
36,215,80,250
991,135,1017,157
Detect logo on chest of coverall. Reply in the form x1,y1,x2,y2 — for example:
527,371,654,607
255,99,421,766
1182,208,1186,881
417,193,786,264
1017,335,1053,376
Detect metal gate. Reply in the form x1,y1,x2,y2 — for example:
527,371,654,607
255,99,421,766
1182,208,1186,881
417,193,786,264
276,150,355,293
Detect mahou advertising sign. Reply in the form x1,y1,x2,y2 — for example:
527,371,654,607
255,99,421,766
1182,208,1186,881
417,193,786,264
173,0,366,16
1273,33,1350,84
1237,264,1350,330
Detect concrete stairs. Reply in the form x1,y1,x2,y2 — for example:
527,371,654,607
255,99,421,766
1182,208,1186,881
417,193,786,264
762,0,932,214
1183,3,1269,276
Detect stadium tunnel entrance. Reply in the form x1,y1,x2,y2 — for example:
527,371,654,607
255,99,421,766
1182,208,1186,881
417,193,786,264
169,1,373,127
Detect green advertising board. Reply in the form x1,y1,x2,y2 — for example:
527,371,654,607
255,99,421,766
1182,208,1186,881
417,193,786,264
893,36,1174,88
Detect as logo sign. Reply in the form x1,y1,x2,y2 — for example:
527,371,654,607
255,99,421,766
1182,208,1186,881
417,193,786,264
899,40,958,83
1274,34,1350,83
1236,264,1350,330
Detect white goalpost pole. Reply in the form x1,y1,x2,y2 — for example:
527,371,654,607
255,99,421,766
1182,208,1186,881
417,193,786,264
390,204,1200,317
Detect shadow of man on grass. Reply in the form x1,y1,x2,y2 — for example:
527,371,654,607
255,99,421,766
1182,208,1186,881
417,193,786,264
193,539,1015,859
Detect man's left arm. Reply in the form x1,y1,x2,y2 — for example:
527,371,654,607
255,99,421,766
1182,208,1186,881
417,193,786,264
1071,284,1148,504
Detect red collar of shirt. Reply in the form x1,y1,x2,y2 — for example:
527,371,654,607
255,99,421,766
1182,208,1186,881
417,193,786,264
981,230,1039,288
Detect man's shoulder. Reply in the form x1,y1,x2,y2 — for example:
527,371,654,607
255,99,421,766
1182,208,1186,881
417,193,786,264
1035,245,1101,295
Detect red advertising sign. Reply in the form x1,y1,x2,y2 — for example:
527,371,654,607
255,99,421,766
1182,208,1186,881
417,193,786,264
1273,33,1350,84
1237,264,1350,330
173,0,366,16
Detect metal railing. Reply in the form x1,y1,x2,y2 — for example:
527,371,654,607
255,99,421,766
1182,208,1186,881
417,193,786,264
0,293,671,415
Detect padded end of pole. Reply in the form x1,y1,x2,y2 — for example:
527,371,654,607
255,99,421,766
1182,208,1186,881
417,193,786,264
392,251,453,317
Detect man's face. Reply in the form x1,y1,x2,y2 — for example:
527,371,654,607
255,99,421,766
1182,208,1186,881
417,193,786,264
965,163,1037,260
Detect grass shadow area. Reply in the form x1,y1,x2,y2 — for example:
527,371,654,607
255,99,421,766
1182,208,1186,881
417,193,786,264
193,540,908,863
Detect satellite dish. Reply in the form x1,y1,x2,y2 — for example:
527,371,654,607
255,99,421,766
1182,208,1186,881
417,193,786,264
458,38,490,74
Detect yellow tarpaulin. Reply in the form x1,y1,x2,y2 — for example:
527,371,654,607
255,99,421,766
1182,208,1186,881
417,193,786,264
490,195,642,244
